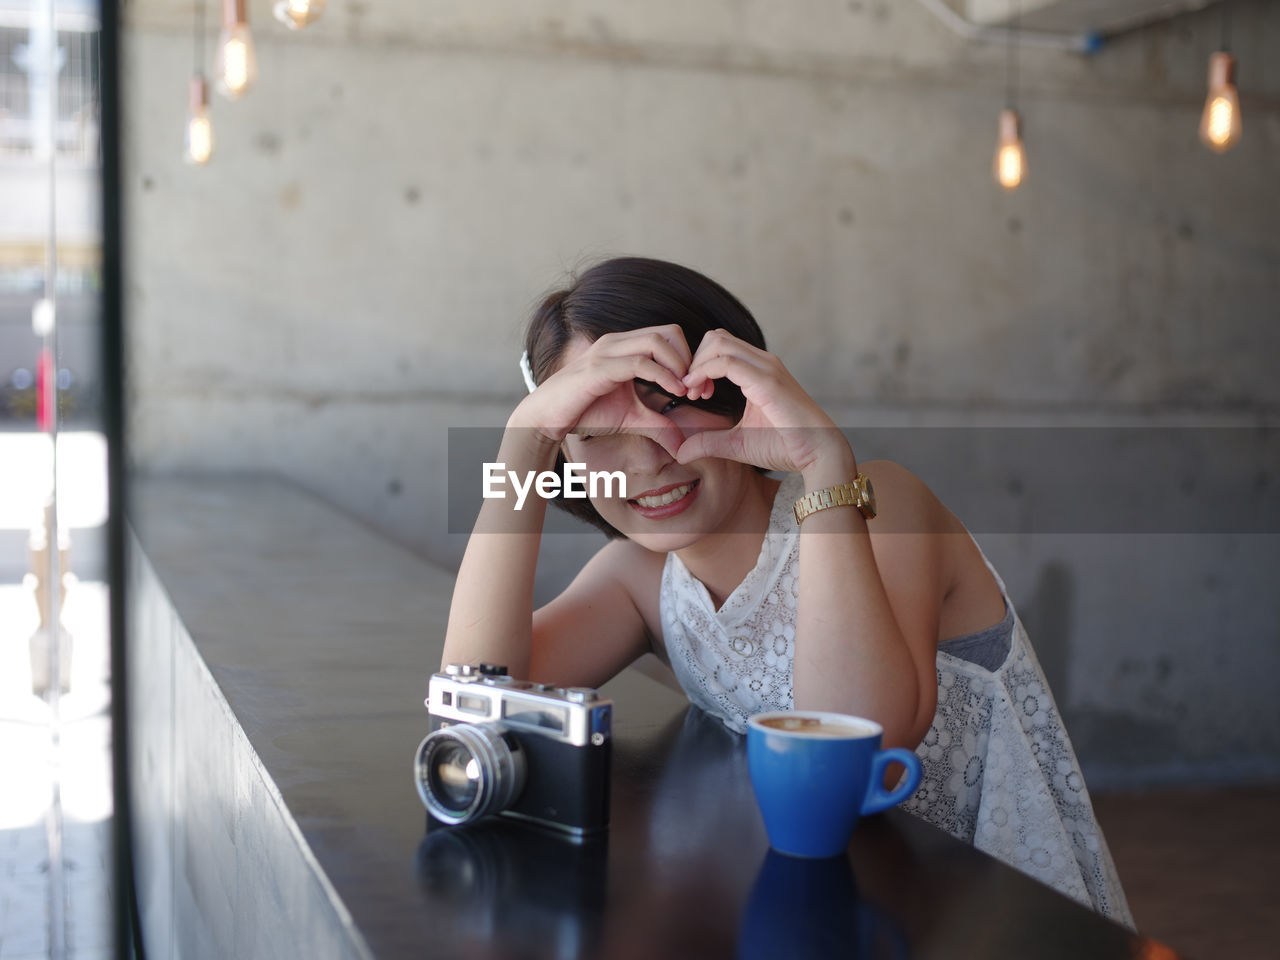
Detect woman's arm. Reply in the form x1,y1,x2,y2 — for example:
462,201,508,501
792,454,944,751
444,460,655,683
678,331,944,750
526,540,659,687
441,326,691,680
441,426,560,678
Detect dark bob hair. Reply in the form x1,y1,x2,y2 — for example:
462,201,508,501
523,257,768,538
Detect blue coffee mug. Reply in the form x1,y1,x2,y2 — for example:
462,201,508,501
747,711,923,859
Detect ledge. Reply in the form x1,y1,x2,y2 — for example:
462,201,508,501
126,472,690,959
127,473,465,959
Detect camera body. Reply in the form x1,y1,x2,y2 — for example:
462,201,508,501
415,663,612,836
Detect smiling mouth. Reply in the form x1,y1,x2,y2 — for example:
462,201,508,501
629,479,699,509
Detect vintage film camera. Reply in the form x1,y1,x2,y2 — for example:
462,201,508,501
414,663,612,836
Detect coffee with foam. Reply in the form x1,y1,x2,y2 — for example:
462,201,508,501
756,716,877,738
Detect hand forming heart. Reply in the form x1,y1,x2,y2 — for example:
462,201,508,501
509,325,852,476
673,329,850,476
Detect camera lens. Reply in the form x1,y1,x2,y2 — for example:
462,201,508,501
415,723,526,824
430,740,481,809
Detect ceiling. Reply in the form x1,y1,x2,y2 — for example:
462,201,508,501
962,0,1225,36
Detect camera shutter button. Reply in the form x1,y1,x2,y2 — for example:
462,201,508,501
564,688,598,703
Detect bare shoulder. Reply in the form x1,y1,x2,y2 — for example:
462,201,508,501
860,459,960,536
861,460,1006,638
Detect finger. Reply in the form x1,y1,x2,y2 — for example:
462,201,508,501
599,327,693,380
689,379,715,403
674,427,748,465
639,324,694,370
684,331,774,395
570,383,632,433
607,336,689,383
689,328,769,368
682,353,767,398
687,335,772,375
580,354,685,400
649,420,687,461
571,387,688,459
623,399,687,460
619,356,689,399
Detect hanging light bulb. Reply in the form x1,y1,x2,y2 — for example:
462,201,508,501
994,109,1025,190
992,1,1025,191
1199,51,1242,153
273,0,326,30
185,0,214,164
216,0,258,100
185,75,214,165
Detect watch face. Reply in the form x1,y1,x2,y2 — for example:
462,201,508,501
861,476,877,518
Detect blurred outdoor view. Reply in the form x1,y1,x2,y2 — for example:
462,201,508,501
0,1,111,958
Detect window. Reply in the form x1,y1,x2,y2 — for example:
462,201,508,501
0,17,100,161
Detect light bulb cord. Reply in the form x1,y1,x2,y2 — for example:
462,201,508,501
194,0,206,76
1005,0,1020,110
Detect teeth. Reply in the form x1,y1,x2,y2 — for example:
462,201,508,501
635,483,692,509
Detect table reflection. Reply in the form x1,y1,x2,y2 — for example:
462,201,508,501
739,850,908,960
416,819,608,960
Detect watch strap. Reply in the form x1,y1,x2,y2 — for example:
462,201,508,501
792,475,876,525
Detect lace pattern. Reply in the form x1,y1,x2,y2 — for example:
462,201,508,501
659,473,1133,927
662,474,803,734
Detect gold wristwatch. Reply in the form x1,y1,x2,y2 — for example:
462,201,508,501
792,474,877,525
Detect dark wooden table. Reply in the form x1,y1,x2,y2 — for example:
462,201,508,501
399,693,1168,960
131,475,1177,960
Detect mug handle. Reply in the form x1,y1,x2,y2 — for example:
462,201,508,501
861,748,923,815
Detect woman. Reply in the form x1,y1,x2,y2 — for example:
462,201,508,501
443,257,1132,924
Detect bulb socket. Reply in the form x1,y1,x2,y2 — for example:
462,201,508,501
998,109,1021,142
1207,51,1236,91
188,75,210,114
222,0,247,27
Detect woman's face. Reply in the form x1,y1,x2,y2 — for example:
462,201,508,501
554,336,757,553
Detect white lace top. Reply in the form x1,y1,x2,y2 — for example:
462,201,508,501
659,473,1133,926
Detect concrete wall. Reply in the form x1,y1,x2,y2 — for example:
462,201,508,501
121,1,1280,787
128,532,372,960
